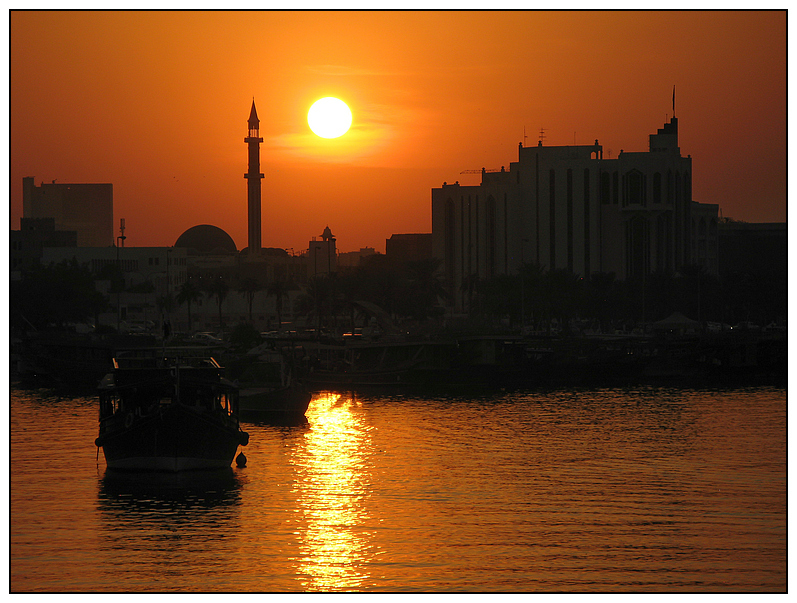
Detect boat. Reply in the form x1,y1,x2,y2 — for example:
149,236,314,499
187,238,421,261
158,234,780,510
94,355,249,471
235,345,312,420
238,383,312,420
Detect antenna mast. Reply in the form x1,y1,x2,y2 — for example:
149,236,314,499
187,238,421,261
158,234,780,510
119,218,126,248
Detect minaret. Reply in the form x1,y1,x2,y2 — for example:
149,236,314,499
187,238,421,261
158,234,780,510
244,99,264,255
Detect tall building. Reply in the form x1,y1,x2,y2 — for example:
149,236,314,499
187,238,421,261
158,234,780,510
244,99,264,256
10,217,77,276
431,114,719,312
22,177,113,247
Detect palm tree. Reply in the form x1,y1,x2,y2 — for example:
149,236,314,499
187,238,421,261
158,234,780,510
155,294,175,338
237,277,262,323
335,271,363,331
460,274,481,316
156,293,175,316
266,279,291,332
406,258,449,321
519,262,546,327
176,279,203,332
204,276,230,331
299,275,333,335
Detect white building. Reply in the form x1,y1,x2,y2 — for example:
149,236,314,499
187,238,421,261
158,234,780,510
41,245,188,328
309,226,337,277
431,115,719,312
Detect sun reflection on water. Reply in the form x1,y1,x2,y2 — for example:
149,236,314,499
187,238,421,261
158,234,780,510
291,392,376,591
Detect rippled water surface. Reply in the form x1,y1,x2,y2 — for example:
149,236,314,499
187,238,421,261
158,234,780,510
10,386,787,592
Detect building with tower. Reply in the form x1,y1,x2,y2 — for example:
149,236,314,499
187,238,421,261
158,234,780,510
309,226,337,277
431,112,719,313
244,99,264,256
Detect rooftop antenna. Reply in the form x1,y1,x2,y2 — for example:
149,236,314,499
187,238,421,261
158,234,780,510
538,127,547,145
119,218,126,248
523,126,528,147
672,84,676,118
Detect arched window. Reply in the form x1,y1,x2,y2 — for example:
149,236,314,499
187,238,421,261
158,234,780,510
486,196,496,280
683,171,691,203
600,171,610,205
653,172,662,204
549,169,556,268
626,216,650,279
612,171,619,204
656,214,671,272
667,170,673,204
503,193,509,273
567,169,573,272
624,169,646,207
584,168,591,276
444,199,455,287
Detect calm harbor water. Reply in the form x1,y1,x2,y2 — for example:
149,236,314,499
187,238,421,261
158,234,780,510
10,384,787,592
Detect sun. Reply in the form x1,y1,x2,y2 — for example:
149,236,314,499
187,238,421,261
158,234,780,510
308,97,352,139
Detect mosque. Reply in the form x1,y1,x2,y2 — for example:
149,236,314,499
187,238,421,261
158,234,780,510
171,100,338,276
17,100,341,333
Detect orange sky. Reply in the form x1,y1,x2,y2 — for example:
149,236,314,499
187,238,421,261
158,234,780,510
9,10,787,253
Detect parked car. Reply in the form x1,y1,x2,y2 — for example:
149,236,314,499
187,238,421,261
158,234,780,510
193,332,226,345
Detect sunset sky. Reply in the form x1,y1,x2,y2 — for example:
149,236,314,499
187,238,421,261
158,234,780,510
10,10,787,253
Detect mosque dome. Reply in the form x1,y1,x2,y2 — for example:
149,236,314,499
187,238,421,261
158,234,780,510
174,225,237,254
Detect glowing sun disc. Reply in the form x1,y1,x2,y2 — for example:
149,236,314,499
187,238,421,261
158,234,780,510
308,97,352,139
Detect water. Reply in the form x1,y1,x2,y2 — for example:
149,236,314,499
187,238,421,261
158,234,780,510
9,385,787,592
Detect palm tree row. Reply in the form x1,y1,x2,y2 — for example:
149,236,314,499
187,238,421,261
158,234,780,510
171,274,293,333
462,261,786,331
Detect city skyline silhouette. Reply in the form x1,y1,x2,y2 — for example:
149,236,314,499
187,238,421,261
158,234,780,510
10,11,787,254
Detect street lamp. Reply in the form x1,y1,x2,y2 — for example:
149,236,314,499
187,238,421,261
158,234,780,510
116,234,125,331
520,238,529,331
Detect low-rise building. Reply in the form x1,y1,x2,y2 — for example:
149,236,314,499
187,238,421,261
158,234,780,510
386,233,433,264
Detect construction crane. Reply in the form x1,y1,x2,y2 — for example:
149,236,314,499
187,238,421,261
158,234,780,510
460,167,503,174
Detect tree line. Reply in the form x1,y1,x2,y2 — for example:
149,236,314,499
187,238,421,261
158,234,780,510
10,255,785,336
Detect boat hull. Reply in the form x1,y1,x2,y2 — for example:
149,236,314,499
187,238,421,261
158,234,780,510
97,403,246,472
238,384,312,419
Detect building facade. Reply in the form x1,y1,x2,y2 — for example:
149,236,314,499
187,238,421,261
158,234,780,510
10,217,77,277
309,226,337,277
39,245,188,329
691,202,720,276
41,245,188,295
338,247,377,269
718,221,787,279
385,233,433,264
22,177,113,247
432,116,719,311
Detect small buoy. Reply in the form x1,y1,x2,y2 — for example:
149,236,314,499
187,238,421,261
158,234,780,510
236,452,247,467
